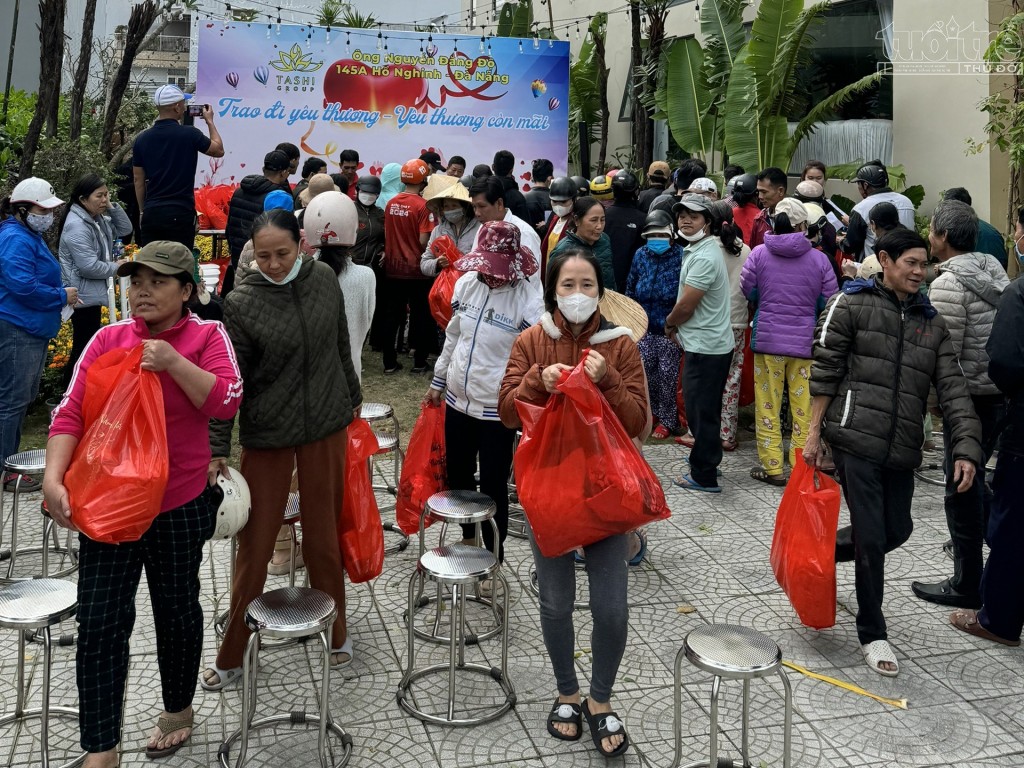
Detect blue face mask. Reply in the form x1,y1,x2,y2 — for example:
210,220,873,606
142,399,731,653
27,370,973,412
646,238,670,254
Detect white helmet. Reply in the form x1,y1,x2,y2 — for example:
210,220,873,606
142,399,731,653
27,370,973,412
303,190,358,247
10,177,64,208
211,468,250,539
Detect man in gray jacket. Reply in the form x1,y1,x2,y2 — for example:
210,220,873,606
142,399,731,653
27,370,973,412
912,200,1009,608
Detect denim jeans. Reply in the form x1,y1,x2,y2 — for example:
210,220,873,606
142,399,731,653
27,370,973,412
0,318,49,463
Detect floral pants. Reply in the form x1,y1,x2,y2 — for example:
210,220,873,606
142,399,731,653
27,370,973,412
753,353,812,475
638,332,682,431
720,327,746,445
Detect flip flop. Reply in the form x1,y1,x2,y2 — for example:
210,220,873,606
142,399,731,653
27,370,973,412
950,609,1021,647
200,663,242,691
861,639,899,677
146,710,193,759
546,698,582,741
627,530,647,567
750,467,787,487
672,474,722,494
581,698,629,757
331,636,354,667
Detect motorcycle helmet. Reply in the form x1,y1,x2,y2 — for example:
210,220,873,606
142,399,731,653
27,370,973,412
211,468,251,540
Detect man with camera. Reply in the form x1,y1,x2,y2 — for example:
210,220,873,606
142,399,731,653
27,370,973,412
133,85,224,249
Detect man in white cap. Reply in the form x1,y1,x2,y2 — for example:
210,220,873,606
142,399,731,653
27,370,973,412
133,84,224,249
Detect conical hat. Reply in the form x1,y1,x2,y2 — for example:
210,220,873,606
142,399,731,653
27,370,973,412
423,173,459,202
599,290,648,342
426,180,472,216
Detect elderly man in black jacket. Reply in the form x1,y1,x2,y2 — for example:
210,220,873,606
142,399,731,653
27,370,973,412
804,228,983,677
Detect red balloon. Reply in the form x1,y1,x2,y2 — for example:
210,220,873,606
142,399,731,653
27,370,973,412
323,59,427,113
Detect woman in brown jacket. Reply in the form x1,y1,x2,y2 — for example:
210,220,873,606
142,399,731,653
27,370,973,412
499,247,648,758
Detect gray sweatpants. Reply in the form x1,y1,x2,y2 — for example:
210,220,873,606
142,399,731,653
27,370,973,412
527,523,629,703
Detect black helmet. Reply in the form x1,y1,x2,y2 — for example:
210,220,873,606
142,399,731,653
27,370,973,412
854,161,889,188
611,169,639,195
355,175,382,194
731,173,757,196
549,176,577,202
570,175,591,198
642,209,674,238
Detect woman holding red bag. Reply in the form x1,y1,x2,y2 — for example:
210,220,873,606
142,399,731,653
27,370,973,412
498,247,648,758
44,240,242,766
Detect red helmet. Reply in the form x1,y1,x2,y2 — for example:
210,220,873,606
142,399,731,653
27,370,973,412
401,159,430,184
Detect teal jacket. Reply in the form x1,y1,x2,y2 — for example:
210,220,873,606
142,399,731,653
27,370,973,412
550,231,617,291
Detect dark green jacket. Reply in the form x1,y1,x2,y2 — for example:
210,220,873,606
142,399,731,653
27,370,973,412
550,231,617,291
810,277,982,471
210,258,362,455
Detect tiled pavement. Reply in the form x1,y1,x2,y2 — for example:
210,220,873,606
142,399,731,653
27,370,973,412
1,441,1022,767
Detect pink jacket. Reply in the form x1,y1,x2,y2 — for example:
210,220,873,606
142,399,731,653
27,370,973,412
51,313,242,513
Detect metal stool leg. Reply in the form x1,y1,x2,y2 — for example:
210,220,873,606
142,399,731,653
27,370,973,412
709,676,721,768
317,626,331,768
447,583,459,721
236,632,260,768
40,626,52,768
6,481,22,579
779,667,793,768
741,678,750,766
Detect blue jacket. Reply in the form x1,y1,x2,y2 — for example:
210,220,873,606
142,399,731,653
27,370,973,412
625,243,685,332
0,217,67,339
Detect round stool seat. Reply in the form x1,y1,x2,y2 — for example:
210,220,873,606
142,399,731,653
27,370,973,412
0,579,77,630
361,402,394,421
426,490,496,526
4,449,46,474
684,624,781,679
419,544,497,586
283,492,301,523
244,587,337,639
373,431,399,452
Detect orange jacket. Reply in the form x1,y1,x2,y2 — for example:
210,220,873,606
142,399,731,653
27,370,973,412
499,309,649,438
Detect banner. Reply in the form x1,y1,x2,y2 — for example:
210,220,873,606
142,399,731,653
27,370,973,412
194,22,570,190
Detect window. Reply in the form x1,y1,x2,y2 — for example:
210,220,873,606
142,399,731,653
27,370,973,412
167,69,187,87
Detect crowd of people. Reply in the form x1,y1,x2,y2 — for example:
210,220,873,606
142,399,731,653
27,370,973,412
0,81,1022,763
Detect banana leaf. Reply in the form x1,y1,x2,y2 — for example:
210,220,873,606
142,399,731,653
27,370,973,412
664,37,715,156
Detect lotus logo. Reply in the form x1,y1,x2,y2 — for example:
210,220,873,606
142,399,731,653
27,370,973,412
270,44,323,73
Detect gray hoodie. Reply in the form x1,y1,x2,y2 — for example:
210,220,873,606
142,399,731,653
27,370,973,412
929,251,1009,395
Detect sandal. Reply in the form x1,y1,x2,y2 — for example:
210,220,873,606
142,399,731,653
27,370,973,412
331,636,354,667
672,474,721,494
861,639,900,677
268,532,303,576
750,467,787,487
200,663,243,691
674,432,695,448
651,424,671,440
627,530,647,567
950,609,1021,647
581,698,629,757
146,710,193,759
546,698,582,741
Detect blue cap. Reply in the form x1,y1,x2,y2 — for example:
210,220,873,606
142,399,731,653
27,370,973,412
263,190,294,212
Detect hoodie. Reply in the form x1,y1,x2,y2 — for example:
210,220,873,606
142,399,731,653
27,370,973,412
376,163,403,211
741,231,838,358
226,174,280,260
929,251,1009,395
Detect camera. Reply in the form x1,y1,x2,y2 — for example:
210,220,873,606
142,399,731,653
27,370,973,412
187,104,209,117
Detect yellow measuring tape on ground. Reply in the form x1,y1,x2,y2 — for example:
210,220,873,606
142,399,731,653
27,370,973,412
782,661,909,710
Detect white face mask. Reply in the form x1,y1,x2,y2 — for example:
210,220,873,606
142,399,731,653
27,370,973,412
357,192,378,207
26,212,55,233
256,255,303,285
552,203,572,219
679,228,707,243
556,291,600,324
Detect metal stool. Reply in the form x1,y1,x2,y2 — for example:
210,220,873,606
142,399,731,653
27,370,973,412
507,431,526,539
670,624,792,768
0,579,84,768
398,544,515,725
2,450,72,582
527,559,590,610
38,501,79,579
363,403,408,555
411,490,502,644
218,587,352,768
215,494,302,642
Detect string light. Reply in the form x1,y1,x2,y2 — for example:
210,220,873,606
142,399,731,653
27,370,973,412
384,36,389,51
377,22,383,50
305,31,311,47
266,21,271,37
345,31,351,55
276,6,281,32
575,22,581,40
326,25,330,44
479,35,485,53
694,2,700,21
518,39,523,53
533,33,539,50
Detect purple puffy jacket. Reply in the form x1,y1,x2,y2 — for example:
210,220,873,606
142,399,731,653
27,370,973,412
740,232,838,358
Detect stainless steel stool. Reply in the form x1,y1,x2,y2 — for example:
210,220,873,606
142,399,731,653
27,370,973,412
218,587,352,768
507,431,526,539
670,624,792,768
410,490,502,644
38,501,79,579
2,450,73,582
0,579,84,768
398,544,515,726
363,403,408,555
527,559,590,610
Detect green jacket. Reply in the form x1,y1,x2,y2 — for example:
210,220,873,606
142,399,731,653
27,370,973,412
550,231,617,291
210,258,362,456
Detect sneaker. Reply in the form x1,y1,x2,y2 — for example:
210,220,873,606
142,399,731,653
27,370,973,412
383,362,404,375
3,473,40,493
410,365,429,374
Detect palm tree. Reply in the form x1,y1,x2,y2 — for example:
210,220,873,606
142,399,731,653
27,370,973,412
339,8,378,28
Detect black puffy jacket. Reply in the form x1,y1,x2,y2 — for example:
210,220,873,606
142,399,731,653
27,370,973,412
810,277,982,470
226,174,278,261
987,278,1024,455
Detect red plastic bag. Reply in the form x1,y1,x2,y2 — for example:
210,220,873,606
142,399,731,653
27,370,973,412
65,345,169,544
338,418,384,583
770,460,841,629
514,352,671,557
194,184,233,231
428,236,465,327
396,402,447,535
